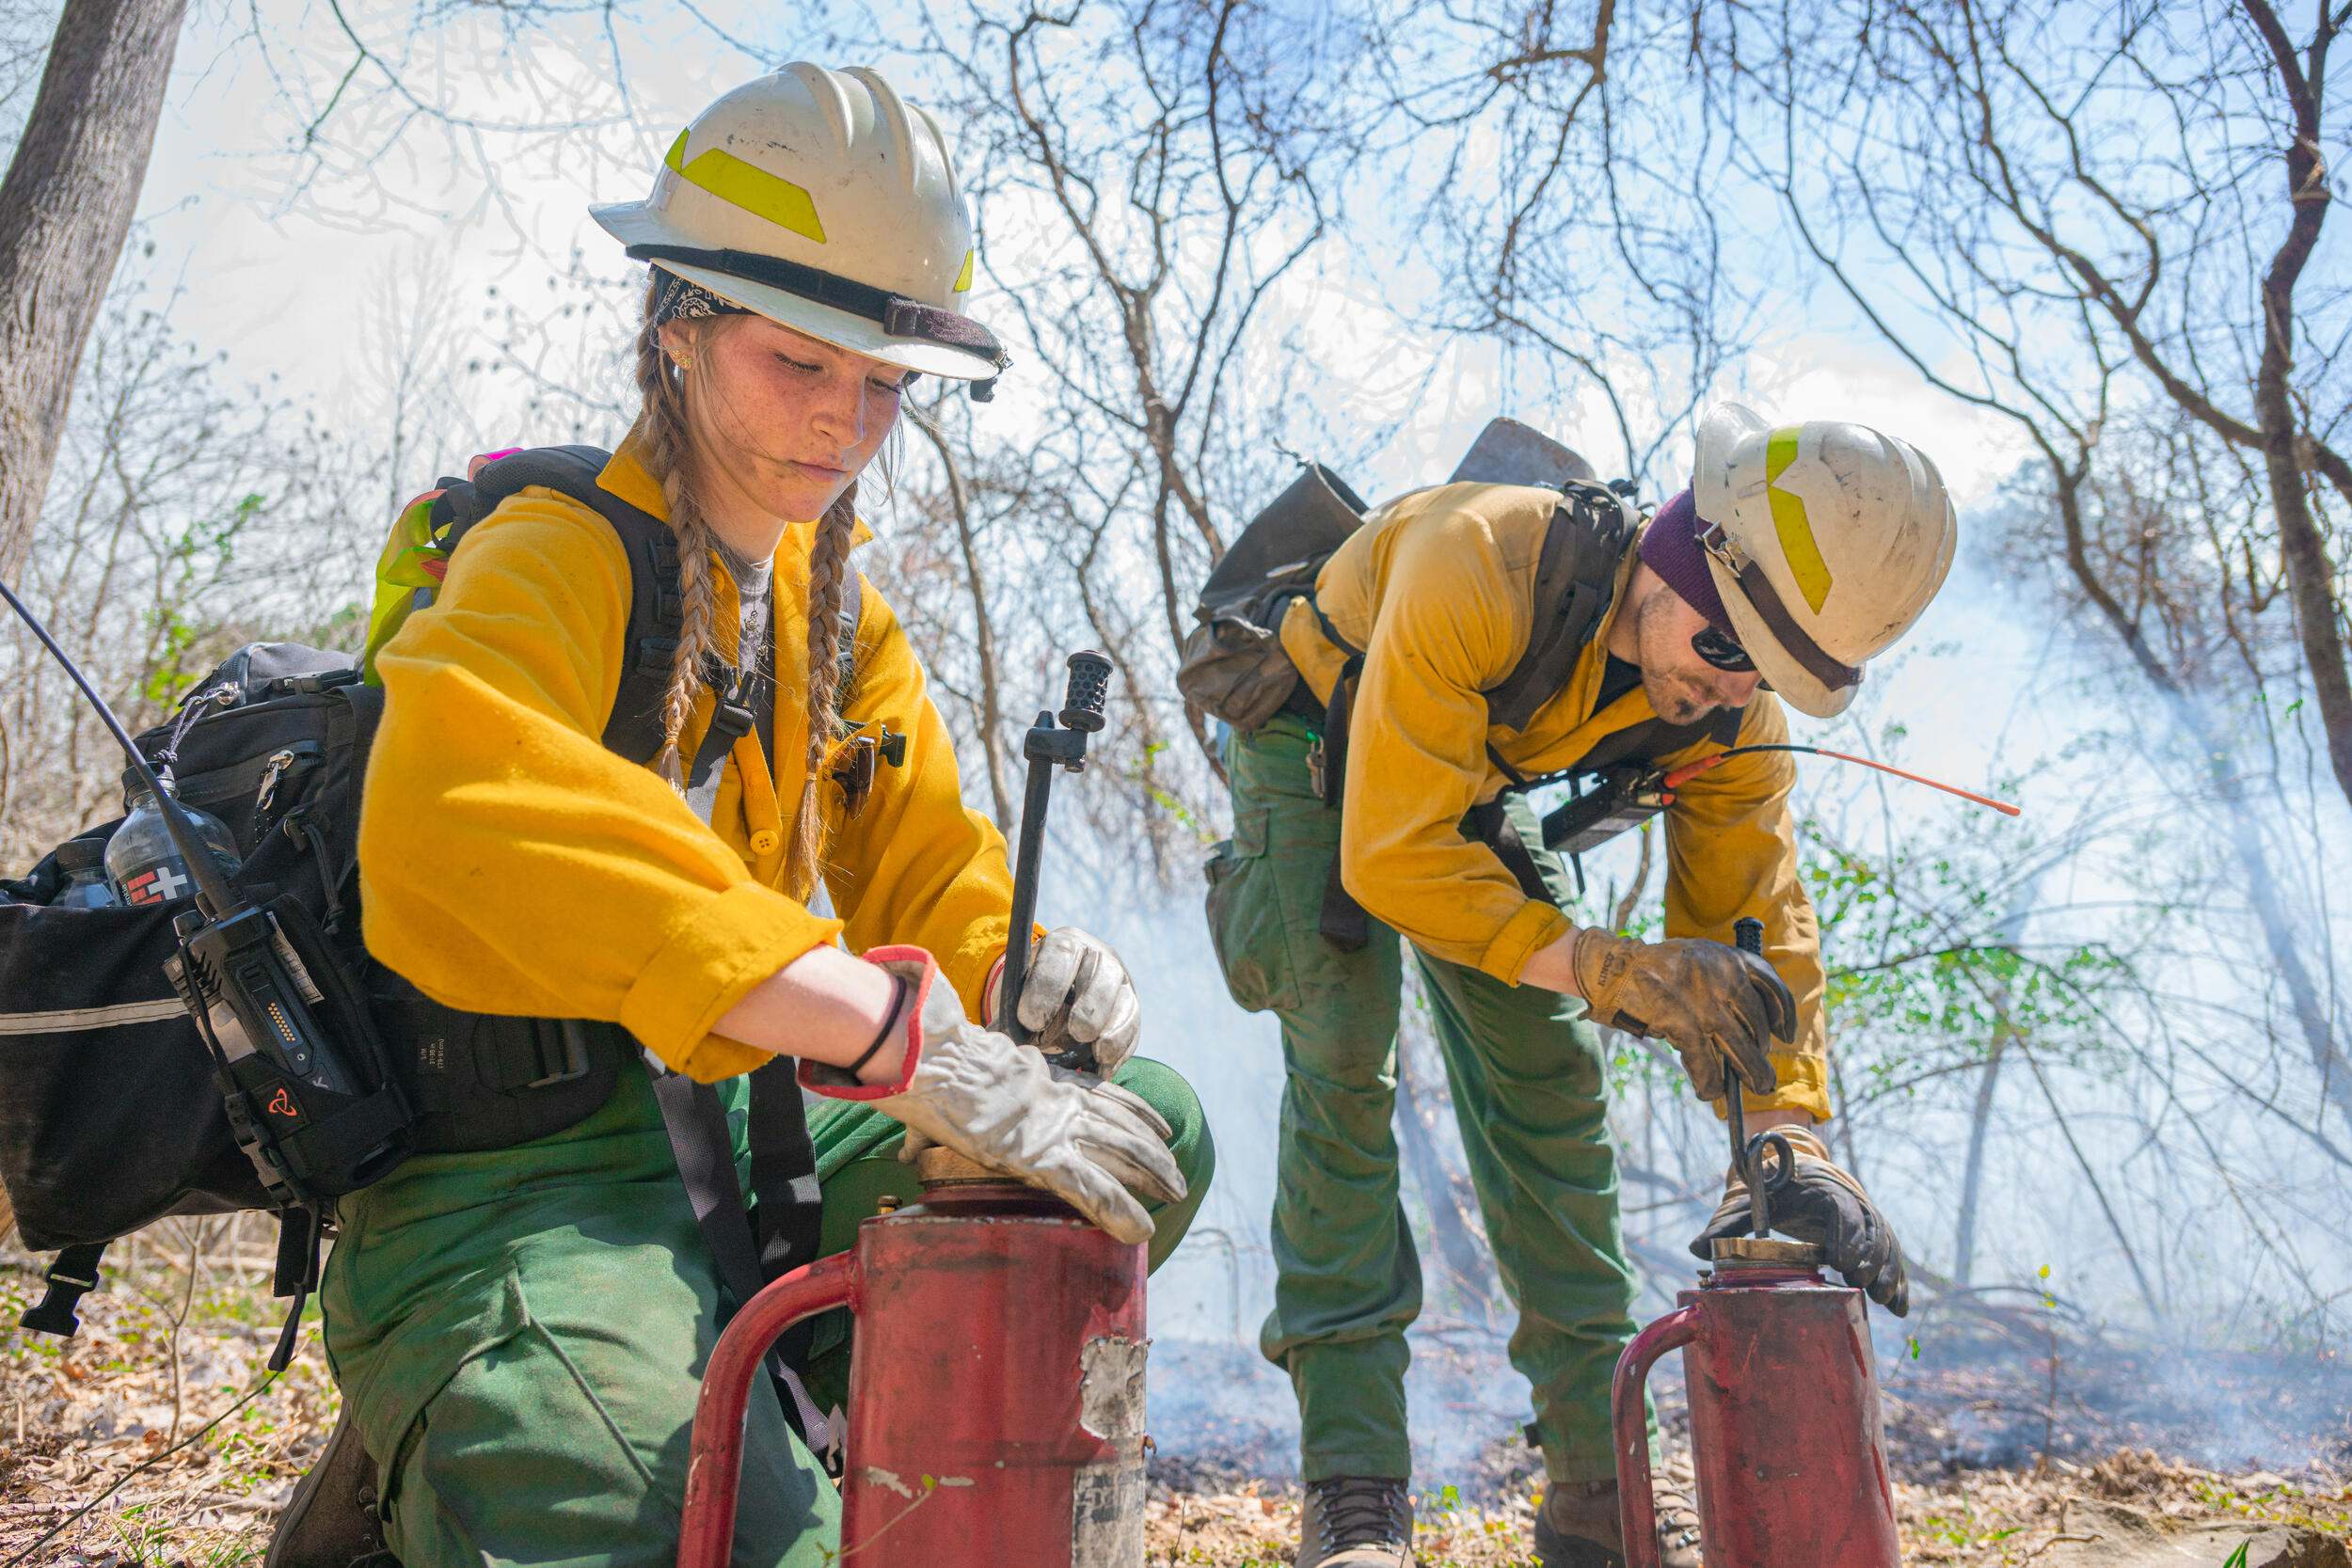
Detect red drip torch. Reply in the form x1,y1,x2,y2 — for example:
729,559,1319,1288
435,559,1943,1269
677,652,1149,1568
1613,918,1901,1568
678,1153,1150,1568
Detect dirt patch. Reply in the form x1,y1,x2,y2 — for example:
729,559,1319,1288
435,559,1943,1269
3,1223,333,1566
8,1236,2348,1565
1141,1459,2352,1567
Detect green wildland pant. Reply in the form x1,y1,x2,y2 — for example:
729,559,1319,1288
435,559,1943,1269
323,1055,1212,1568
1205,715,1640,1487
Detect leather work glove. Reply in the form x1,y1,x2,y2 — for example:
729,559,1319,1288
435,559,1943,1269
1570,928,1796,1101
802,946,1184,1244
1691,1126,1912,1316
986,927,1143,1072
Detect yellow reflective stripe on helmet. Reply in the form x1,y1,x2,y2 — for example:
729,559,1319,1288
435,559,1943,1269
1765,426,1834,613
663,130,827,245
953,249,974,293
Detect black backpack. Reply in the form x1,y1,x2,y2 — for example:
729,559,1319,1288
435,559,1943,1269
1,447,852,1359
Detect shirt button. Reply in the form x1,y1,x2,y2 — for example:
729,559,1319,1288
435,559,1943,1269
750,828,782,855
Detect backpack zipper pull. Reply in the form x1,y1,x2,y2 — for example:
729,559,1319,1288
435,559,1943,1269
255,750,297,814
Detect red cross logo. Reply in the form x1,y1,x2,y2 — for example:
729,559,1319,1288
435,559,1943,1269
123,863,189,905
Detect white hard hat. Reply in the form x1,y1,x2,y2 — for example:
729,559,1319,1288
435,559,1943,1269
1692,403,1959,719
591,64,1007,384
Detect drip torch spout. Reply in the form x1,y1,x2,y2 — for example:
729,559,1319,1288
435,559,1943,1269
1727,917,1796,1240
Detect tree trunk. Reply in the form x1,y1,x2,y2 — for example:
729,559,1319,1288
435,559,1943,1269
0,0,188,580
2240,0,2352,813
1952,891,2037,1287
1951,1037,2004,1290
2050,467,2352,1137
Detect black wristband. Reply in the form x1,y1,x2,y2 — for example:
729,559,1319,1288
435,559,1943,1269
845,974,911,1082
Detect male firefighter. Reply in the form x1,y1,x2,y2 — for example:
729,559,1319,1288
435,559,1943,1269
1201,404,1955,1568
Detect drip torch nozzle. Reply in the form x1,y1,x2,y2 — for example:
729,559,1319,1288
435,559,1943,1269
1059,650,1111,736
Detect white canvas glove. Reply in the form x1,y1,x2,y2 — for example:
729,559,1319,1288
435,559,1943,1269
987,926,1143,1071
802,946,1182,1243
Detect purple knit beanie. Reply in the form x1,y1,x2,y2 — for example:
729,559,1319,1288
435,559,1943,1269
1637,487,1737,634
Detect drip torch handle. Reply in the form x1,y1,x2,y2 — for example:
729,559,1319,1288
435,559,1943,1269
679,1254,860,1568
1731,917,1770,1239
1613,1304,1700,1568
998,652,1116,1057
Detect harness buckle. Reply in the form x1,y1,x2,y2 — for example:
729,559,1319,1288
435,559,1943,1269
20,1252,103,1339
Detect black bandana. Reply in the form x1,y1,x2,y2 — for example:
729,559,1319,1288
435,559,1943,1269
652,267,750,327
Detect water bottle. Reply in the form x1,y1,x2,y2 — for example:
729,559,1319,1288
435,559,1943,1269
104,768,240,908
54,839,119,909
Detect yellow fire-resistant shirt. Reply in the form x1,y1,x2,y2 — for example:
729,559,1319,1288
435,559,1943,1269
1279,480,1832,1120
359,433,1014,1084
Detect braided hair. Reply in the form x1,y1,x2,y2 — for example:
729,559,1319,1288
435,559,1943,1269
630,277,724,790
632,274,867,898
792,486,859,897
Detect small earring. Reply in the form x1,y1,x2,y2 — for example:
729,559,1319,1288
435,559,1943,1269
670,351,694,372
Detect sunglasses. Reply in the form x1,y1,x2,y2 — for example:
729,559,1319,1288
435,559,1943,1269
1690,623,1755,673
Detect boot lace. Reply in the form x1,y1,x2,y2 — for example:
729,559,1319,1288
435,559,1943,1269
1311,1476,1408,1549
1655,1481,1702,1551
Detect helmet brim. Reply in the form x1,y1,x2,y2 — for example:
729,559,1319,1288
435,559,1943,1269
592,200,1005,383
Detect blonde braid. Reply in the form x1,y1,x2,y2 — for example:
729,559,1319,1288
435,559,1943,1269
630,279,722,791
790,483,858,897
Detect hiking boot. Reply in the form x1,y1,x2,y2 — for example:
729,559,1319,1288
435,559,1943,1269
265,1404,399,1568
1533,1476,1701,1568
1297,1475,1415,1567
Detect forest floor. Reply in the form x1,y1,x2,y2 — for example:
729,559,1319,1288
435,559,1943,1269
3,1232,2347,1567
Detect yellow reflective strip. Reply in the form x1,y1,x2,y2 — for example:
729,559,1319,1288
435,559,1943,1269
663,128,690,173
675,145,826,244
1765,426,1834,613
953,249,975,293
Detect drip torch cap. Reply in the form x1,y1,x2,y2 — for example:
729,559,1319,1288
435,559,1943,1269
1709,1236,1825,1268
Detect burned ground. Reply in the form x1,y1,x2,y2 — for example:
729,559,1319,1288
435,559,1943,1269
3,1232,2345,1566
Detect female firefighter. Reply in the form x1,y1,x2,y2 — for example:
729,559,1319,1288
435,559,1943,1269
306,65,1213,1566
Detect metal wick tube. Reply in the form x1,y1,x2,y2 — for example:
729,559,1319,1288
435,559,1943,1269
996,652,1113,1052
997,736,1057,1045
1732,916,1770,1239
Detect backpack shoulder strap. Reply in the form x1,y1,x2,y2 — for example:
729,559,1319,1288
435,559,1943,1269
447,449,870,768
447,447,688,768
837,566,864,698
1483,482,1640,733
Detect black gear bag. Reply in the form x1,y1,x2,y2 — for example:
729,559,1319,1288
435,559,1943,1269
2,447,844,1368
